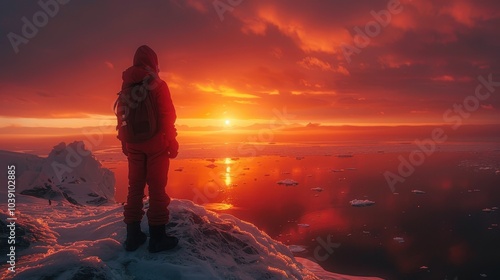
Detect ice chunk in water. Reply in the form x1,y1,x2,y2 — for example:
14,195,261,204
277,179,299,186
411,190,426,194
350,199,375,207
393,237,405,243
288,245,307,253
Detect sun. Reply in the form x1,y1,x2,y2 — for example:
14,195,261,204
224,119,231,126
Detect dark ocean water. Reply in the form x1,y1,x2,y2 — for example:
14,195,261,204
149,149,500,279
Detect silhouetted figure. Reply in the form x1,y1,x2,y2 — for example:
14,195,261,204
120,45,179,252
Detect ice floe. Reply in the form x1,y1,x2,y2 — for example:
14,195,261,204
350,199,375,207
277,179,299,186
393,237,405,243
337,154,354,158
411,190,426,194
288,245,307,253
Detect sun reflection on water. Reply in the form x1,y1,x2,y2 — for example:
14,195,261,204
224,157,232,186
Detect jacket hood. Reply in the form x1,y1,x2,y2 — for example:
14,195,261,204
122,45,159,87
133,45,159,72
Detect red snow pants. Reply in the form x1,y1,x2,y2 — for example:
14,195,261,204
123,132,171,225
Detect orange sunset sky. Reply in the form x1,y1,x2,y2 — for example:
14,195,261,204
1,0,500,140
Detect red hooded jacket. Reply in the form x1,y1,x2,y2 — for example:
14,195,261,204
121,45,177,141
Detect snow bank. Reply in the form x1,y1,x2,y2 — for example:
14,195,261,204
0,142,115,206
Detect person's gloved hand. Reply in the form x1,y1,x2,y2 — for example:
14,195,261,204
121,141,128,156
168,138,179,158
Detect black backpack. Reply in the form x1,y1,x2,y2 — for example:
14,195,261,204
114,80,158,143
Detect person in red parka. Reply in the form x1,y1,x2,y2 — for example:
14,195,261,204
121,45,179,252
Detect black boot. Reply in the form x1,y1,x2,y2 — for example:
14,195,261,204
148,224,178,253
124,222,147,251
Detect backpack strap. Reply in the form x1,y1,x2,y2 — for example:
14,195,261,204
113,91,121,116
